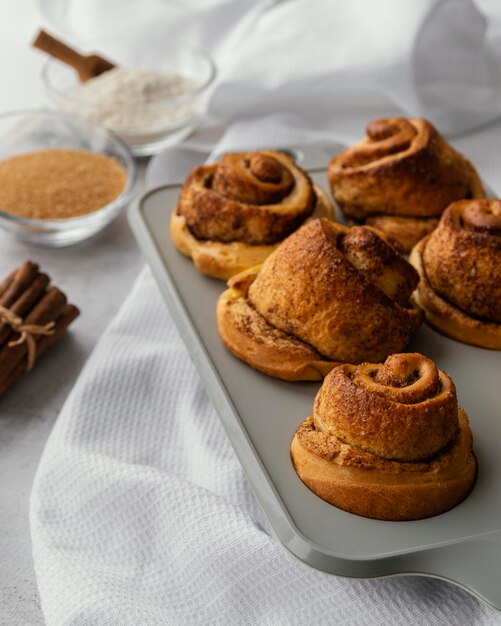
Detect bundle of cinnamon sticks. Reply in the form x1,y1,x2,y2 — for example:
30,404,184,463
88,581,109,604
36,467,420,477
0,260,79,395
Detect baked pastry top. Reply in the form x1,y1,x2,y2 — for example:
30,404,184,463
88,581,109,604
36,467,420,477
217,218,422,380
291,353,477,521
327,117,485,251
171,150,333,280
410,198,501,349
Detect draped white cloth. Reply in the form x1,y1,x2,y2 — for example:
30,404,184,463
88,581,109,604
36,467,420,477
32,1,501,623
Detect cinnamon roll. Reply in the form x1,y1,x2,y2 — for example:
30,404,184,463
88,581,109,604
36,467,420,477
328,118,485,251
171,150,333,280
291,353,477,521
410,199,501,349
217,218,422,380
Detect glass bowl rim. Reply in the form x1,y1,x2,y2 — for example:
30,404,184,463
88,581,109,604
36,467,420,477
42,43,217,107
0,108,137,227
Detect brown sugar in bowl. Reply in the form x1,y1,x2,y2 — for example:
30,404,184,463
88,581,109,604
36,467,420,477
0,110,136,247
0,149,127,220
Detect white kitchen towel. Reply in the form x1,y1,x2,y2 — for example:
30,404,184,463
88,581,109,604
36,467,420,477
32,1,501,624
206,0,501,137
41,0,501,137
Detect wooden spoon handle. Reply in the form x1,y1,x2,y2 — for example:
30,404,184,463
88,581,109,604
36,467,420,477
32,29,87,72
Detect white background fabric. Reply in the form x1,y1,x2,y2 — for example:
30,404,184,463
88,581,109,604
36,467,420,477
32,1,501,623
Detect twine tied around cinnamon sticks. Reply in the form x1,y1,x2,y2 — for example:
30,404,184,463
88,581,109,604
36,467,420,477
0,260,79,395
0,304,55,372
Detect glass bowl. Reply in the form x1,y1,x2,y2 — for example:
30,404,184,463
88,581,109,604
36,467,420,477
42,40,216,156
0,109,136,247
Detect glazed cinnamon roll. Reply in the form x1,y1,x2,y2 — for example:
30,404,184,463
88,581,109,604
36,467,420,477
291,353,477,520
217,218,422,380
171,150,333,280
328,118,485,251
410,199,501,349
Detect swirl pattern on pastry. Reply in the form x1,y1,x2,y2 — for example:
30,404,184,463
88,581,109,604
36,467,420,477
217,218,422,380
171,150,334,280
328,117,485,251
410,199,501,349
291,353,477,520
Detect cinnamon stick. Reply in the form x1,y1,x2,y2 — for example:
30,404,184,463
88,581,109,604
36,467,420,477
0,261,42,345
0,261,39,309
0,273,50,348
0,304,79,396
0,262,80,395
0,268,17,299
0,286,68,386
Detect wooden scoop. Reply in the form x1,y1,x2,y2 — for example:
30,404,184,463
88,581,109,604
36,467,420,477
32,29,115,82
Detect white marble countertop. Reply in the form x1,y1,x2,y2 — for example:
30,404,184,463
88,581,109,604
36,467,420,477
0,4,144,624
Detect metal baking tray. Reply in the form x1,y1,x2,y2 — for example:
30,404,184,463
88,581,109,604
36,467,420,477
129,144,501,610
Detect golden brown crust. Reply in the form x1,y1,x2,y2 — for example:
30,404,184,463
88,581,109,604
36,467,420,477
338,225,418,307
170,211,277,281
291,353,477,521
313,354,457,461
291,413,476,521
248,219,422,364
216,269,336,381
216,219,422,380
421,200,501,322
364,215,439,253
328,117,485,251
171,178,333,281
410,207,501,349
178,150,316,245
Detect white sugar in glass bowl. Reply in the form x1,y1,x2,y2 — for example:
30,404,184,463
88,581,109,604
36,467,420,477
43,39,216,157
